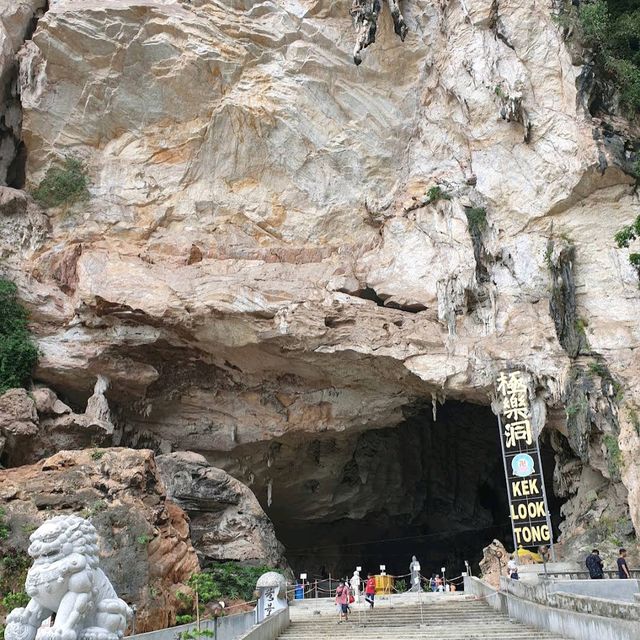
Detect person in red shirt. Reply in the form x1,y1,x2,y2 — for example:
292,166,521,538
335,581,351,622
364,574,376,609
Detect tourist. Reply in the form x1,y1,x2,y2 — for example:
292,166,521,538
364,573,376,608
507,555,519,580
430,574,437,592
335,581,351,622
350,569,361,602
435,574,444,592
617,548,631,579
586,549,604,579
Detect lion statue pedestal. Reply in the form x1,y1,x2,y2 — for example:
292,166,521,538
4,516,131,640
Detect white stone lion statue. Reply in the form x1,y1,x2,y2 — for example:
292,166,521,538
4,516,132,640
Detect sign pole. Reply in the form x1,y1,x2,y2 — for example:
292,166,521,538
497,411,520,560
535,436,556,562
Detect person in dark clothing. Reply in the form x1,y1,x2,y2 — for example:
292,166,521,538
586,549,604,579
617,548,631,579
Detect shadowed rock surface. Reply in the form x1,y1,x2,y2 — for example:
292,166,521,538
156,451,288,569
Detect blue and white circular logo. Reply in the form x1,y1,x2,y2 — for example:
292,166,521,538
512,453,535,478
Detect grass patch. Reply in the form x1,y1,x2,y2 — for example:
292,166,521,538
0,509,9,540
629,408,640,437
0,280,38,395
566,402,586,418
603,433,623,478
587,361,608,377
175,615,194,625
465,207,487,237
32,156,90,209
136,534,153,546
425,186,451,204
81,500,107,520
91,448,106,461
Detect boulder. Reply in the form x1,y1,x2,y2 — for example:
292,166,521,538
156,452,287,569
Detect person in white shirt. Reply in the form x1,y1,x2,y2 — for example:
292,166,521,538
350,570,361,602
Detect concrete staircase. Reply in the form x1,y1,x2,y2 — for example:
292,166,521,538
282,597,569,640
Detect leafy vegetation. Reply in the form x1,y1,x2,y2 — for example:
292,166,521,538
629,408,640,436
614,214,640,279
0,509,9,540
175,615,194,625
179,630,214,640
187,563,273,604
0,550,31,627
425,186,451,204
136,534,153,546
0,280,38,395
577,0,640,114
91,448,106,461
1,553,30,580
465,207,487,238
587,361,608,377
1,591,29,610
32,156,90,209
566,402,586,417
603,433,623,478
81,500,108,520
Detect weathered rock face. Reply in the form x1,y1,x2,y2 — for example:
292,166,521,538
156,451,287,568
0,448,199,632
0,384,116,467
0,1,46,186
0,0,638,575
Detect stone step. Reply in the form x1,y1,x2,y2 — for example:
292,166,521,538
279,599,569,640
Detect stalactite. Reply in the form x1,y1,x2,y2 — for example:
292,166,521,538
267,479,273,507
350,0,408,65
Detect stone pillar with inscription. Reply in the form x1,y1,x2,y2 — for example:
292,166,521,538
255,572,288,623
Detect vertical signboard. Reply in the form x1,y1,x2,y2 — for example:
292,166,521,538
495,370,554,556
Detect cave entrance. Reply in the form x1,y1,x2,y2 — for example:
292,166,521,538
253,399,562,583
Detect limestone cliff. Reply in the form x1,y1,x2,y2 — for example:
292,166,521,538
0,0,638,576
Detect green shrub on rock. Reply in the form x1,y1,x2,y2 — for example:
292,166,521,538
32,156,90,209
578,0,640,114
614,214,640,280
0,280,38,394
187,563,274,604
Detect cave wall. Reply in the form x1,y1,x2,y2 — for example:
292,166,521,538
207,401,515,578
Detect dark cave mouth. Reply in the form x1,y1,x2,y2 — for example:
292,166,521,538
250,399,564,581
